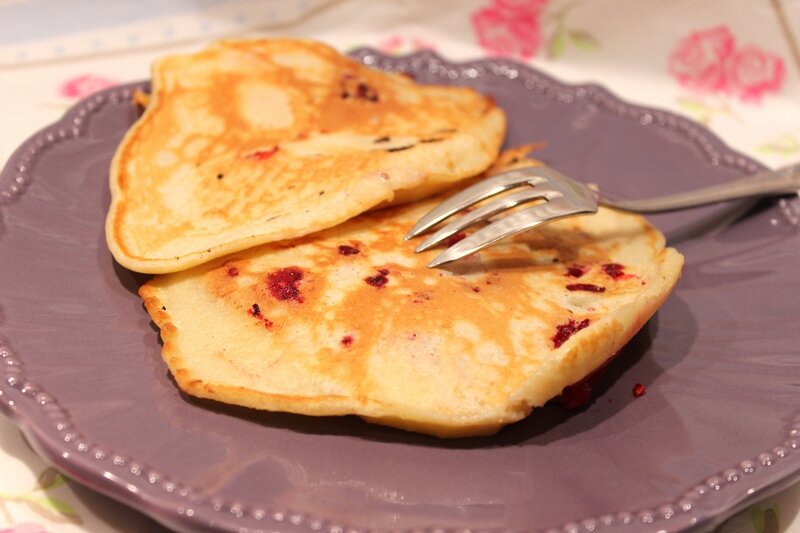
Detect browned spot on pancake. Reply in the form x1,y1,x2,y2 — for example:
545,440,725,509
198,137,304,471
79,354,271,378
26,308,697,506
386,145,415,153
412,291,431,303
337,244,360,256
340,73,380,102
566,283,605,293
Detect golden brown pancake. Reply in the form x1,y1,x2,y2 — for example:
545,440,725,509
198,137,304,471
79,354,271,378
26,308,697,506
107,38,506,273
139,149,683,438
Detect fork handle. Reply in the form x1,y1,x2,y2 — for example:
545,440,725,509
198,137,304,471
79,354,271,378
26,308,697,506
603,164,800,213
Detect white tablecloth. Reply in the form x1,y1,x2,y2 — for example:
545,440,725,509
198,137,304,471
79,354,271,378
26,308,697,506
1,1,799,531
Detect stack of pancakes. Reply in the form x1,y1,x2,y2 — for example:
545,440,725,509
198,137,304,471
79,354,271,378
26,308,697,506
107,39,682,438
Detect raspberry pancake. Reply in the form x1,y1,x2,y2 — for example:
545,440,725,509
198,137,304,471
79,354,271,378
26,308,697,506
139,149,683,438
106,39,506,273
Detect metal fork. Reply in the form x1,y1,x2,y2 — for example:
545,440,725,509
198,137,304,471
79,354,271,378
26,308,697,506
405,164,800,268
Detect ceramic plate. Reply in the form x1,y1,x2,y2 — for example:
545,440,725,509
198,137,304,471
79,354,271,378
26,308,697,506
2,50,800,533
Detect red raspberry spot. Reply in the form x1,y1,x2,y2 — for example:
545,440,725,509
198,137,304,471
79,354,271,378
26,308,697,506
552,318,591,348
268,267,304,302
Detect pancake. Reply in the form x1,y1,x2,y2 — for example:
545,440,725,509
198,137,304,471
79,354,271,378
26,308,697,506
139,149,683,438
107,38,506,274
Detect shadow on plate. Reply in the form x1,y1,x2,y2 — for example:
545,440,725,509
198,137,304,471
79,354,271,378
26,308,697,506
111,256,151,296
663,196,774,246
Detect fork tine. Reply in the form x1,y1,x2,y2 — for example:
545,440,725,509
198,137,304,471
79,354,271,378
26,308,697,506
427,200,594,268
404,167,547,239
414,187,562,252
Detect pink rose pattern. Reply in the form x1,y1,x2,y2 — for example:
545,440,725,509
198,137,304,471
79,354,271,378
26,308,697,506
727,46,784,102
668,26,785,103
471,0,548,60
58,74,119,100
668,26,733,92
0,523,50,533
377,35,436,55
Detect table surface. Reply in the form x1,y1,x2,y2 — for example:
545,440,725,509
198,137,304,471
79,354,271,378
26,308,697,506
1,1,799,531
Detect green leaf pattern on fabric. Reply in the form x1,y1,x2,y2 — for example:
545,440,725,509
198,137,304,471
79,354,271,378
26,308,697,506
545,1,600,59
751,505,780,533
0,467,81,525
34,470,65,492
757,134,800,156
675,96,742,126
569,29,600,50
549,24,568,58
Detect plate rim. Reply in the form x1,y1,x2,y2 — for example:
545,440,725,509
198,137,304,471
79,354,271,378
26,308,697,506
2,48,799,533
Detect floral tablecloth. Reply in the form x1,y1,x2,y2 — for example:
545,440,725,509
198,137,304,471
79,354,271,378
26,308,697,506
1,1,799,531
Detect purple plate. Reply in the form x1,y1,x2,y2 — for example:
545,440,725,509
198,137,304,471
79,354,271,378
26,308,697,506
2,50,800,533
